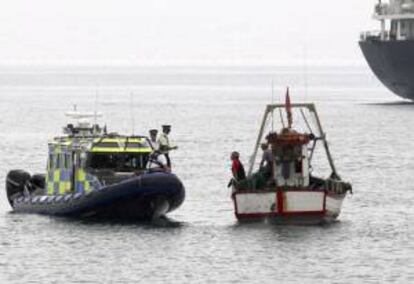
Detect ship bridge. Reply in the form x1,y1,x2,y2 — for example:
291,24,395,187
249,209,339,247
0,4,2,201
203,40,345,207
362,0,414,41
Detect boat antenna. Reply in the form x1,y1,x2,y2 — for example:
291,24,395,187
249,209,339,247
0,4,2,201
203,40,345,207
129,92,135,135
271,79,274,131
279,108,285,129
285,87,293,129
94,89,99,125
303,43,309,102
302,7,309,103
278,83,285,128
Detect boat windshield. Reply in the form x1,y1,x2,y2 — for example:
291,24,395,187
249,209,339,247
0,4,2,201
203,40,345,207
86,153,149,172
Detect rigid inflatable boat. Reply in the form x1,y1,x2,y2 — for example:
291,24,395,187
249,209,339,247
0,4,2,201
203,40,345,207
5,109,185,220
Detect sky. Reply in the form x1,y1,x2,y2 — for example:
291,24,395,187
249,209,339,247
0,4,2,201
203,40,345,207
0,0,379,66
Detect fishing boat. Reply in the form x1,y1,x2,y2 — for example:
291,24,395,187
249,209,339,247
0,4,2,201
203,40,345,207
5,109,185,220
230,89,352,225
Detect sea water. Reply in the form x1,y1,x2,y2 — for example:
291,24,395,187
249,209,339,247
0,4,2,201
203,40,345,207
0,65,412,283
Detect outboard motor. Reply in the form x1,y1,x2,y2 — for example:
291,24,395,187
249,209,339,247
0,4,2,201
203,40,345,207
6,170,31,207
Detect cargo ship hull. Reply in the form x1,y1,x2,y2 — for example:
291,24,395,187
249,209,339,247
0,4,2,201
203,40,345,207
359,39,414,100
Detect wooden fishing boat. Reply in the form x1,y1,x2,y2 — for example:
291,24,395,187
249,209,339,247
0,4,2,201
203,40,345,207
231,89,352,225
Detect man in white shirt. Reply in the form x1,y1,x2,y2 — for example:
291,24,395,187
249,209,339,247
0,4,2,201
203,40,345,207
148,129,170,171
157,125,178,168
260,143,273,169
149,129,159,151
259,142,274,182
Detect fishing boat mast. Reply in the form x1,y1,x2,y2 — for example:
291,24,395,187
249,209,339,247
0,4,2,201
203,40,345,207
247,89,339,179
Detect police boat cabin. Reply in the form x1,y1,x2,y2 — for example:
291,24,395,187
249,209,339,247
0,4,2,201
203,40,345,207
230,89,352,225
6,110,185,219
47,122,152,194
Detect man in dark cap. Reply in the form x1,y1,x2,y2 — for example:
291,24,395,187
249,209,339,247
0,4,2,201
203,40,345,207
157,125,178,168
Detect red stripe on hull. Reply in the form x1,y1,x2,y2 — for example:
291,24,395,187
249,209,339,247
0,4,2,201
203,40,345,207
277,191,284,214
236,211,325,219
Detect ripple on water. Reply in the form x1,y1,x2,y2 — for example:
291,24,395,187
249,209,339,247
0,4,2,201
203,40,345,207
0,66,413,283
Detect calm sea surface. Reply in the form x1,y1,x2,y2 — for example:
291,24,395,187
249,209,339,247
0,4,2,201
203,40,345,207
0,66,413,283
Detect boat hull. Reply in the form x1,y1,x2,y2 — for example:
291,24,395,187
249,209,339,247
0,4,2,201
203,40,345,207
359,39,414,100
232,190,346,225
10,172,185,220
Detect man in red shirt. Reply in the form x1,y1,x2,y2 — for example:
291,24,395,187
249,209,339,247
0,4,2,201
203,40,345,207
231,151,246,181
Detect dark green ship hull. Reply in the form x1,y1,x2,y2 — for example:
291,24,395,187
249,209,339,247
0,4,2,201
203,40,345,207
360,39,414,100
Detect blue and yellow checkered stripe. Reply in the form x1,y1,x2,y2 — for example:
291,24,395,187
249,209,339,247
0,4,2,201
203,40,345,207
45,142,103,196
46,169,72,195
75,169,91,194
46,168,97,195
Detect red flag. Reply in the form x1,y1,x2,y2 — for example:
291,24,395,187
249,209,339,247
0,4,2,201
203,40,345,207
285,87,292,128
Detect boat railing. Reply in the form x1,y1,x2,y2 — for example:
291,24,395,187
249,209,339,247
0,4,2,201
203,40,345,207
360,30,391,41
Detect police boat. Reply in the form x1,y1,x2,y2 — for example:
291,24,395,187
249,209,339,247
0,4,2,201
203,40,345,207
5,110,185,220
230,89,352,225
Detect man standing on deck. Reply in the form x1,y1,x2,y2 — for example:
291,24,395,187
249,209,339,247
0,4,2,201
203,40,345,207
230,151,246,184
259,143,273,169
157,125,178,169
149,129,159,151
258,142,274,183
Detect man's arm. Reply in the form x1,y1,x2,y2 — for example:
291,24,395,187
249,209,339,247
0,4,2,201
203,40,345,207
158,134,178,151
159,145,178,152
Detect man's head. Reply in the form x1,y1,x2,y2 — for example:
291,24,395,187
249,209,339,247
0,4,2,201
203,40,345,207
230,151,240,161
149,129,158,141
261,143,268,151
162,125,171,134
265,132,277,143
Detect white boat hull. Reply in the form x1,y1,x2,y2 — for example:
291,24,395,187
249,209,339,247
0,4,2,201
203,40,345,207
232,190,346,225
